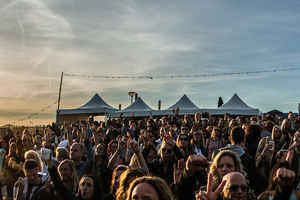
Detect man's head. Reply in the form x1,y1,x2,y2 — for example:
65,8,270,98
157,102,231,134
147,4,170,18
180,124,190,134
69,143,83,163
222,172,248,200
202,118,209,127
230,127,245,145
23,159,40,185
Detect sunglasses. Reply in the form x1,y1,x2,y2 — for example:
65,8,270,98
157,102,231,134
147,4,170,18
179,138,188,141
226,185,249,192
274,130,282,133
162,148,172,154
280,149,288,152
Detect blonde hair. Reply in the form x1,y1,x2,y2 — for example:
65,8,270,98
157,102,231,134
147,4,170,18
116,168,147,200
209,150,246,189
58,159,79,192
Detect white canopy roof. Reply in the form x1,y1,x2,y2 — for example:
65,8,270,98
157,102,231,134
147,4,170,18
153,94,202,116
59,93,118,115
107,97,153,117
203,93,260,115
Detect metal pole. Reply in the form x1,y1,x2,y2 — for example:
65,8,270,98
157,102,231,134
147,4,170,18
56,72,64,124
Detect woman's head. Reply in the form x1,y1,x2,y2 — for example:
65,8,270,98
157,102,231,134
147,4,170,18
78,174,102,200
201,129,210,141
116,168,147,200
95,143,106,156
190,131,205,149
176,133,189,148
210,150,246,188
8,143,17,156
229,119,238,128
271,125,282,141
107,140,118,155
206,126,214,134
159,141,174,160
126,176,174,200
281,118,293,132
58,159,79,190
211,126,221,138
22,134,33,150
110,165,127,194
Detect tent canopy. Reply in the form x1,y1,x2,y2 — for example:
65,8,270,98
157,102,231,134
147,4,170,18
153,94,202,116
107,97,153,117
59,93,118,115
203,93,260,115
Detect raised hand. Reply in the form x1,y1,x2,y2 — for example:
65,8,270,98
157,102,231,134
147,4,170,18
186,154,209,176
173,159,185,184
195,173,226,200
130,140,140,154
273,168,295,187
44,178,52,194
162,132,175,148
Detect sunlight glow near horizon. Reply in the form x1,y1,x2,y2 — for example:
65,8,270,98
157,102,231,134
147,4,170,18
1,0,300,126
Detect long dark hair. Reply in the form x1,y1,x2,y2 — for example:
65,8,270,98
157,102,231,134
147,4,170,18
77,174,102,200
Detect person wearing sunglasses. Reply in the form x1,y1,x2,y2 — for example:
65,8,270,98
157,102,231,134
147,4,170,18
147,141,179,185
191,131,206,156
176,133,192,156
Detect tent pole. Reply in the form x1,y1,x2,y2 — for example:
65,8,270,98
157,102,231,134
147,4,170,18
56,72,64,125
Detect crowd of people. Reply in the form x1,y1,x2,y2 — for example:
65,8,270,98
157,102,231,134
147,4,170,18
0,109,300,200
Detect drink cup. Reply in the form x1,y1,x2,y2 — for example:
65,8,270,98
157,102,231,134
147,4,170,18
268,140,275,151
40,148,51,162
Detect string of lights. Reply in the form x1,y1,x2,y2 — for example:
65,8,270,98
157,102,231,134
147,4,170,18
64,67,300,79
3,101,58,126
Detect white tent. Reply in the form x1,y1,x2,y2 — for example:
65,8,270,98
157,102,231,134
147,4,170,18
153,94,202,116
203,93,260,115
57,93,118,123
107,97,153,118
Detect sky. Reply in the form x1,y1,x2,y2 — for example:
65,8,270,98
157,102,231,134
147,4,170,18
1,0,300,126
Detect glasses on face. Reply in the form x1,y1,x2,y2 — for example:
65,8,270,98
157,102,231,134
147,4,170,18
226,185,249,192
181,128,189,131
275,130,282,133
179,137,188,141
162,148,173,154
280,149,288,152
